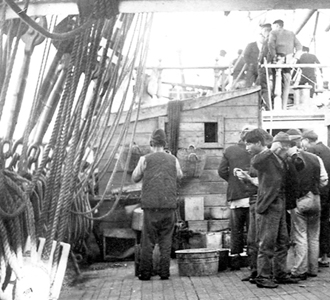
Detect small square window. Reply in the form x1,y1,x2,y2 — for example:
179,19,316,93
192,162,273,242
205,123,218,143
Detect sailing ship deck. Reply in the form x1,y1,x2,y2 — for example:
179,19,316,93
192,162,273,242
59,257,330,300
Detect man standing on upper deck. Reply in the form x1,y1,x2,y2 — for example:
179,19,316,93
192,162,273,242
258,23,272,110
268,19,302,110
297,46,323,98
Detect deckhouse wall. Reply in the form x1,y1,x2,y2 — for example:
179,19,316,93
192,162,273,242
95,89,260,244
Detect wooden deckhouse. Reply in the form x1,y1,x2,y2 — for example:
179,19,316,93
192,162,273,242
1,1,330,298
95,86,260,258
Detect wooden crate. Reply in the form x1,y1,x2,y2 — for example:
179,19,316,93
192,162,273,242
208,219,230,232
187,220,208,232
205,232,222,249
184,196,204,220
188,232,207,249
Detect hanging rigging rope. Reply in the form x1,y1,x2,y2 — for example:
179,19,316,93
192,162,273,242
3,0,94,40
0,0,155,293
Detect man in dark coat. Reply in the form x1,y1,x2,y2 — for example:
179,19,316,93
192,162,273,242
301,130,330,267
258,24,272,110
286,129,328,279
244,130,299,288
218,125,258,270
244,37,262,87
132,128,183,280
297,46,322,98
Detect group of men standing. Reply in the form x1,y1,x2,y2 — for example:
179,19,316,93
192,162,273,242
219,125,330,288
232,19,321,110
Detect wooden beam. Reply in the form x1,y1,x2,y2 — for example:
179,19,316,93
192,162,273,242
2,1,79,19
264,64,330,69
119,0,330,12
113,86,260,125
3,0,330,19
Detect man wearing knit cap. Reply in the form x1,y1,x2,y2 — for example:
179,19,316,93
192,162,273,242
244,130,299,288
132,128,183,281
286,128,328,280
301,130,330,268
218,125,258,271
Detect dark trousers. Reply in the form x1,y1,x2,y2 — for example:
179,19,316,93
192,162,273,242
247,201,257,272
256,196,290,279
140,209,175,278
246,64,258,87
230,207,249,254
320,192,330,255
258,66,271,109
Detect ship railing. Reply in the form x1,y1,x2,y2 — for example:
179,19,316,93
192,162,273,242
262,63,330,110
144,60,232,99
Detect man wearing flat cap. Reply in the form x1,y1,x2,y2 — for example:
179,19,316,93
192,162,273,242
132,128,183,281
286,129,328,279
244,130,299,288
301,130,330,268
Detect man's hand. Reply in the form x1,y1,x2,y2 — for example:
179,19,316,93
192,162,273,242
287,146,298,157
270,141,282,153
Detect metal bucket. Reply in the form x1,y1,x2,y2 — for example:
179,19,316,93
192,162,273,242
175,248,219,276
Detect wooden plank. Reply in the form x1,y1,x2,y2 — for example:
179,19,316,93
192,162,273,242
205,232,223,249
180,106,258,121
179,123,204,132
225,118,259,131
188,232,207,248
184,196,204,220
110,88,260,125
103,228,136,239
119,0,330,13
3,2,79,20
204,194,227,207
208,220,230,232
179,181,227,195
202,149,223,156
187,221,208,232
181,170,221,183
124,118,159,133
204,156,221,170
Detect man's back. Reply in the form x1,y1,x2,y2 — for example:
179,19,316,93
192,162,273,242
244,42,259,66
298,53,320,79
268,28,302,59
218,142,256,201
306,142,330,182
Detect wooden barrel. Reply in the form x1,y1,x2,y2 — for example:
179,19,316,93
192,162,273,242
175,248,219,276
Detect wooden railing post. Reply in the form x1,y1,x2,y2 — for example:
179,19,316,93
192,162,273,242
213,58,221,93
156,59,163,97
274,67,282,110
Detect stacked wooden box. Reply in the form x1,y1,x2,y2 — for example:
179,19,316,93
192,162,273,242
184,196,230,249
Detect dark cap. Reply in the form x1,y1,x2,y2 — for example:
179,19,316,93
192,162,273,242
273,131,290,143
302,130,318,141
286,128,302,141
273,19,284,27
240,125,258,140
260,23,271,29
302,46,309,52
150,128,166,146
